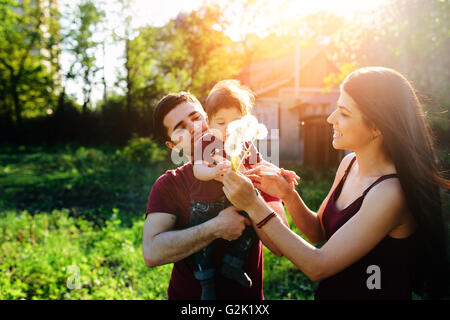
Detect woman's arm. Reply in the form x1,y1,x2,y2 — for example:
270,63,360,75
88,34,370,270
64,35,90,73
245,153,355,244
253,200,289,257
248,160,300,186
222,169,405,281
284,153,355,244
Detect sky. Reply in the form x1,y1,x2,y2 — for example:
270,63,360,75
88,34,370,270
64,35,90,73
60,0,387,107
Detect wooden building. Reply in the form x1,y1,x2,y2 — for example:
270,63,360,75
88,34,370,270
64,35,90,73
236,47,347,167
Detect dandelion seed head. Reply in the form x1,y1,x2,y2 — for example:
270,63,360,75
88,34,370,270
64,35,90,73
255,123,268,140
224,137,241,156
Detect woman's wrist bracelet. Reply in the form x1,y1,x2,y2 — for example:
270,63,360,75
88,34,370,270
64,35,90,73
256,211,276,229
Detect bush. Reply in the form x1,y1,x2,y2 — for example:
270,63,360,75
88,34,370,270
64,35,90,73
121,137,168,166
0,144,168,224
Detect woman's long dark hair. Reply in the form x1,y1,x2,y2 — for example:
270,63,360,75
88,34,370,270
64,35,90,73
342,67,449,299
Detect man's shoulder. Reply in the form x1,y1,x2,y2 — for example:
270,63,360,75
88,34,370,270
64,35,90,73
154,162,194,188
147,162,194,216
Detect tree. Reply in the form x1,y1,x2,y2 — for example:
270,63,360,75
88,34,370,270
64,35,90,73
327,0,450,132
119,2,246,119
109,0,136,121
64,0,105,113
0,0,57,124
170,4,243,97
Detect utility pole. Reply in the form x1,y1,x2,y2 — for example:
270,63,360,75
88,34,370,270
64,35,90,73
294,31,300,100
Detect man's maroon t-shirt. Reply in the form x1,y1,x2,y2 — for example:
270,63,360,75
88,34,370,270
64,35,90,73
146,162,272,300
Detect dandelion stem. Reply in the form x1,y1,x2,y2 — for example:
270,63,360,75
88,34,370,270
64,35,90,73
236,138,256,172
231,155,238,171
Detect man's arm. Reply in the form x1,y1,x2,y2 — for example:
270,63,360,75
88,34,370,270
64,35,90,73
143,207,250,268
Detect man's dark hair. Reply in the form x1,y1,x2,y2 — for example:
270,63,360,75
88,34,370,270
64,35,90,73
153,92,202,142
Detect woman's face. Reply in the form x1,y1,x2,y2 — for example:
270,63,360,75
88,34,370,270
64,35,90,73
208,107,242,141
327,89,378,151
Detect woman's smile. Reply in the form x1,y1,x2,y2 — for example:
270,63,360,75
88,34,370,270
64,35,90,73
333,130,343,139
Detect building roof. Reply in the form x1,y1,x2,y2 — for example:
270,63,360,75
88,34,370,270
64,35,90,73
236,47,339,96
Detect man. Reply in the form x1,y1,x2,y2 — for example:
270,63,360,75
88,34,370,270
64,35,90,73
142,92,288,300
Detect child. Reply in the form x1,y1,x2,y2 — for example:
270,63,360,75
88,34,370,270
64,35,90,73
189,80,295,300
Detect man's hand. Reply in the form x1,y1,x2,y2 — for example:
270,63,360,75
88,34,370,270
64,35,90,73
213,206,251,241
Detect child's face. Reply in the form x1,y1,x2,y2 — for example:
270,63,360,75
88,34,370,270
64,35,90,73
208,107,242,141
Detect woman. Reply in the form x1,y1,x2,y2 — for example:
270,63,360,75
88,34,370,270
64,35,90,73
222,67,449,299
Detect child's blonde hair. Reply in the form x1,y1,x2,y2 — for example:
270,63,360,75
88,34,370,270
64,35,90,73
205,80,255,118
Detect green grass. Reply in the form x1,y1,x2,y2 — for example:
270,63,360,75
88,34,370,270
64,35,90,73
0,143,334,300
0,209,171,299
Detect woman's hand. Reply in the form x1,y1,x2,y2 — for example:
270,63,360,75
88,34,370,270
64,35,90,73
244,165,297,200
222,169,259,213
282,169,301,187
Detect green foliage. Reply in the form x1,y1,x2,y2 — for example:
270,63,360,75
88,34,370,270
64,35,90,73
286,165,336,211
263,248,316,300
323,62,359,92
327,0,449,121
123,3,245,105
121,137,168,166
171,5,244,97
0,0,59,123
0,142,167,224
0,209,171,299
0,144,171,299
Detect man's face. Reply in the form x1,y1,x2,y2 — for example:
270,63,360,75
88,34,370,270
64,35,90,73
163,101,209,155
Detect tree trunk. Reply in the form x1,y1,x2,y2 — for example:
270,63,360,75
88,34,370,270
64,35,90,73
125,38,132,118
12,85,22,126
82,85,90,113
125,38,133,137
102,43,107,104
57,89,65,112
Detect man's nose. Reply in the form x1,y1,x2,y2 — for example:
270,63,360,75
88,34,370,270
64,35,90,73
188,120,203,137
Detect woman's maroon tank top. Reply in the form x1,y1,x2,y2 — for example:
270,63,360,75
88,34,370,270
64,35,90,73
314,156,416,300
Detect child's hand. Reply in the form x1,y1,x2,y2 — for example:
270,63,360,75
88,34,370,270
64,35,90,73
213,160,232,182
215,161,231,175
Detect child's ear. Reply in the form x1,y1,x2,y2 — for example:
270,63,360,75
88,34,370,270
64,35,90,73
166,140,182,153
165,140,175,150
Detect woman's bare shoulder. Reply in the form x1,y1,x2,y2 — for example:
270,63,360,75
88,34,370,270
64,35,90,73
335,152,356,181
367,176,405,207
362,176,407,225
